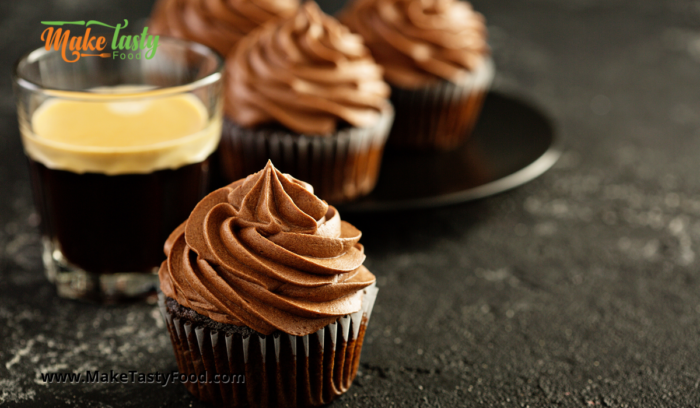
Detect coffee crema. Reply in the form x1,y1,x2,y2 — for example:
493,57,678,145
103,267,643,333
22,87,221,175
23,86,221,274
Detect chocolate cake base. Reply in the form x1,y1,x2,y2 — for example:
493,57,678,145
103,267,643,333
158,288,377,408
387,58,495,151
217,105,394,205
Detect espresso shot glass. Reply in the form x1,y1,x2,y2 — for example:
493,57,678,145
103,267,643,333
13,38,223,302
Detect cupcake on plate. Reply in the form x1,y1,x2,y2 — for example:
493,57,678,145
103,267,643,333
220,1,394,204
149,0,299,57
341,0,494,150
158,161,379,408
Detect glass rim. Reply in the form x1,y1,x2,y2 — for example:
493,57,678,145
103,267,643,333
12,36,224,101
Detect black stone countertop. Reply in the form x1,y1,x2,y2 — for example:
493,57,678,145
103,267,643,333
2,0,700,407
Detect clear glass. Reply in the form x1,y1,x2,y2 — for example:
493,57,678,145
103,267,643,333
13,38,224,303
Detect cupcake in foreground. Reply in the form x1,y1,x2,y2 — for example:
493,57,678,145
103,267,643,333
220,1,394,204
158,161,379,408
341,0,494,150
149,0,298,57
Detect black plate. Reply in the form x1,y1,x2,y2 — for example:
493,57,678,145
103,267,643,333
338,92,561,212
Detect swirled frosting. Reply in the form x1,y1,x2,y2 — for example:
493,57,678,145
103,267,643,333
149,0,298,57
159,161,376,336
341,0,490,88
224,1,391,135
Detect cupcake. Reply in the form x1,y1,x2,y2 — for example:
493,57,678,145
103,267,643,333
158,161,379,408
341,0,494,150
149,0,299,57
220,2,394,204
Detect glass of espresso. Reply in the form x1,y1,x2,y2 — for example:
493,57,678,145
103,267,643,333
13,38,223,302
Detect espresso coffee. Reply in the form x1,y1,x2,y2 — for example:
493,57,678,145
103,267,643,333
29,158,209,273
22,89,222,274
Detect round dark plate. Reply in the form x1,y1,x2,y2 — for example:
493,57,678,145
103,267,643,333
338,92,561,213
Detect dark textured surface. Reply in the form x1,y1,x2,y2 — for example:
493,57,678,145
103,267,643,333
2,0,700,406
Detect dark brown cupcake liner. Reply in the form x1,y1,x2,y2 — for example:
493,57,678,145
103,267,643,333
387,57,495,151
217,105,394,204
157,285,378,408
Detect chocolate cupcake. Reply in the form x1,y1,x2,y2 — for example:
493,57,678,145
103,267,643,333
220,2,394,204
341,0,494,150
149,0,298,57
158,161,379,408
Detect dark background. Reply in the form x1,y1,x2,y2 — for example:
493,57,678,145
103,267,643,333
2,0,700,406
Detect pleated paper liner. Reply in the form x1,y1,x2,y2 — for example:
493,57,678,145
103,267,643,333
217,105,394,204
387,57,495,151
158,285,378,408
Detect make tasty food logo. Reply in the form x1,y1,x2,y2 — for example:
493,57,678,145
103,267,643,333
40,20,159,63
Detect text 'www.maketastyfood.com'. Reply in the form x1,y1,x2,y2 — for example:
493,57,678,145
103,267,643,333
38,370,245,387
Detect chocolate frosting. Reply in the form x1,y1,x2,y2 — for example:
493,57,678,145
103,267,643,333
149,0,298,57
159,161,376,336
341,0,490,88
224,1,391,135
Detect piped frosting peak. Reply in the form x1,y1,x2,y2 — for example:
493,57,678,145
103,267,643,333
159,161,376,335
